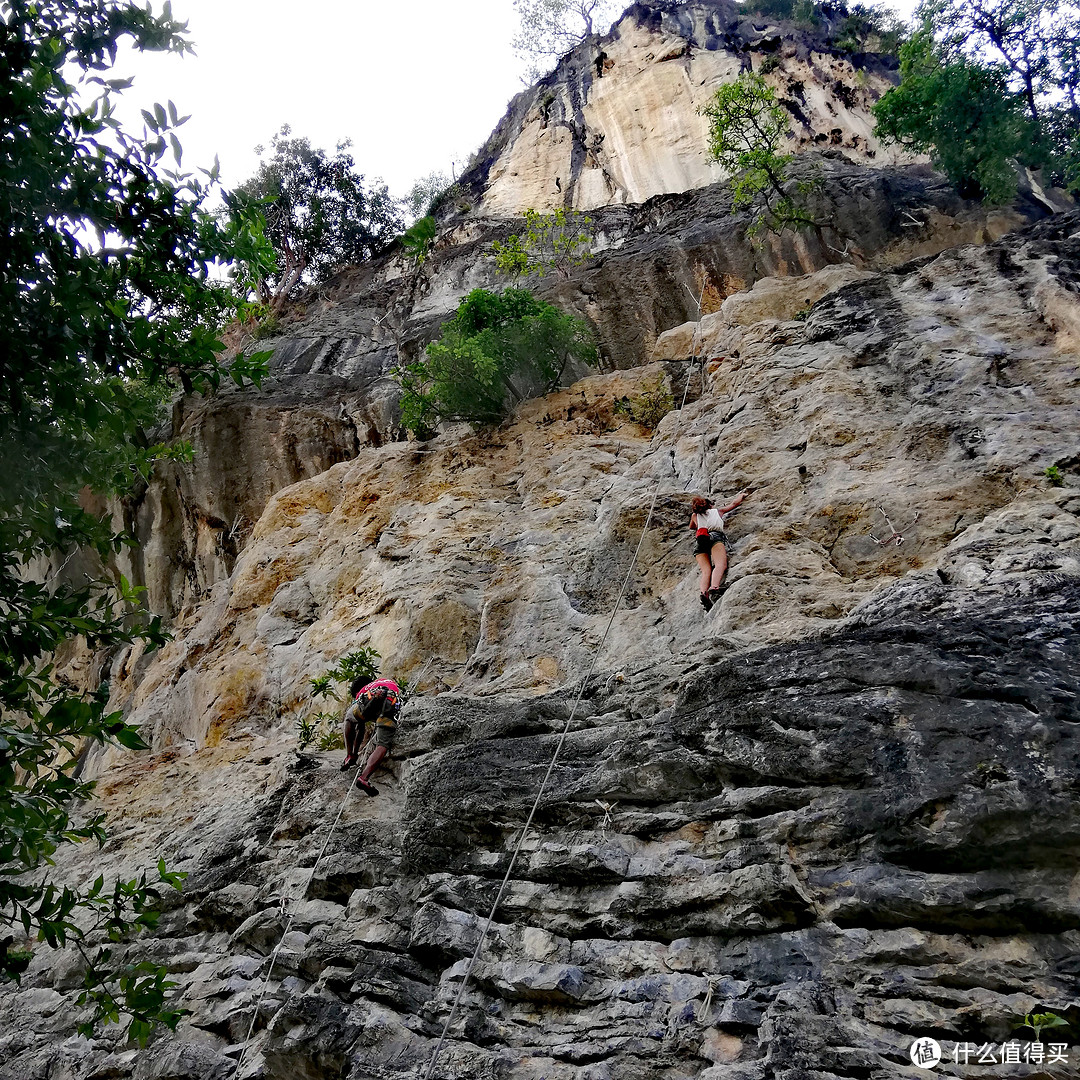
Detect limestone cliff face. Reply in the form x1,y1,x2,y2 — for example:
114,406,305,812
103,0,1070,616
3,214,1079,1080
465,0,912,214
4,4,1080,1075
118,161,1055,617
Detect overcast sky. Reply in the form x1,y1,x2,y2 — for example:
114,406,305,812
112,0,526,200
110,0,920,203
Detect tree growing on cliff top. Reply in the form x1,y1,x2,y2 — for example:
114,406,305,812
0,0,271,1041
235,126,404,312
512,0,622,79
873,27,1029,202
873,0,1080,200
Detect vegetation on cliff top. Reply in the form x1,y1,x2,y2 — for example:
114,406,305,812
235,125,404,312
874,0,1080,201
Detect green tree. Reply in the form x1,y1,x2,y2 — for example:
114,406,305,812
404,169,452,221
873,27,1028,201
700,71,820,238
742,0,821,27
0,0,271,1041
395,289,598,435
875,0,1080,197
512,0,621,78
929,0,1076,126
831,3,907,53
931,0,1080,184
235,126,404,311
492,207,594,279
401,216,437,266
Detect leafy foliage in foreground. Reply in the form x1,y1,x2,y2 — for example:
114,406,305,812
395,289,598,435
1,0,271,1040
401,216,437,266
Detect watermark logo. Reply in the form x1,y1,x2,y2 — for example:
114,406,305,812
910,1038,943,1069
907,1038,1070,1069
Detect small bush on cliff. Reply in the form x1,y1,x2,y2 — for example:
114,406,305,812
0,0,272,1042
614,376,675,431
741,0,821,29
492,208,595,280
298,650,382,752
395,289,598,435
831,4,906,53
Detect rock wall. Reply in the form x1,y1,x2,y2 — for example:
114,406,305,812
102,1,1072,623
118,159,1054,620
6,4,1079,1072
461,0,913,214
3,214,1079,1079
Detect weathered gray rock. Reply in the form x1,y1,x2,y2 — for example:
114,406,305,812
4,211,1079,1080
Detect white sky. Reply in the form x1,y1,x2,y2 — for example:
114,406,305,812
112,0,526,200
111,0,921,203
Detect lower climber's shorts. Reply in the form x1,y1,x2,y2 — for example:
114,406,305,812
369,722,396,750
694,529,728,555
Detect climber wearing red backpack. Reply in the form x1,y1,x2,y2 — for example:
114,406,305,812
691,490,749,611
340,678,401,795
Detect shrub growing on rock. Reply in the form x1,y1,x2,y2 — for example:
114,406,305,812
492,207,595,279
395,289,598,435
701,72,820,238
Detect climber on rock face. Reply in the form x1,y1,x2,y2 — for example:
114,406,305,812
340,677,401,795
691,490,749,611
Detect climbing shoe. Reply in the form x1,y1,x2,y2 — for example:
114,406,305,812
340,754,357,771
709,586,725,604
700,592,713,612
355,775,379,796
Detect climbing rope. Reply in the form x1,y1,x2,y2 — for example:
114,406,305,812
231,764,358,1077
231,661,434,1075
422,286,710,1080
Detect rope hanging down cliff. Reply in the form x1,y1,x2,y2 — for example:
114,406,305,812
229,654,435,1076
422,287,711,1080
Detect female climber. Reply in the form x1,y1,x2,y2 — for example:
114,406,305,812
691,490,749,611
340,677,401,795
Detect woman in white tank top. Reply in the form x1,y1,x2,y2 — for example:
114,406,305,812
691,490,749,612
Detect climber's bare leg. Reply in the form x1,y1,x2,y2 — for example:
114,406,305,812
695,552,713,595
710,546,728,591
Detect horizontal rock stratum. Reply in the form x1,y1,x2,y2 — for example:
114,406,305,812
4,207,1079,1078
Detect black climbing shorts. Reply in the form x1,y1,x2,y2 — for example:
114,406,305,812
694,530,728,555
